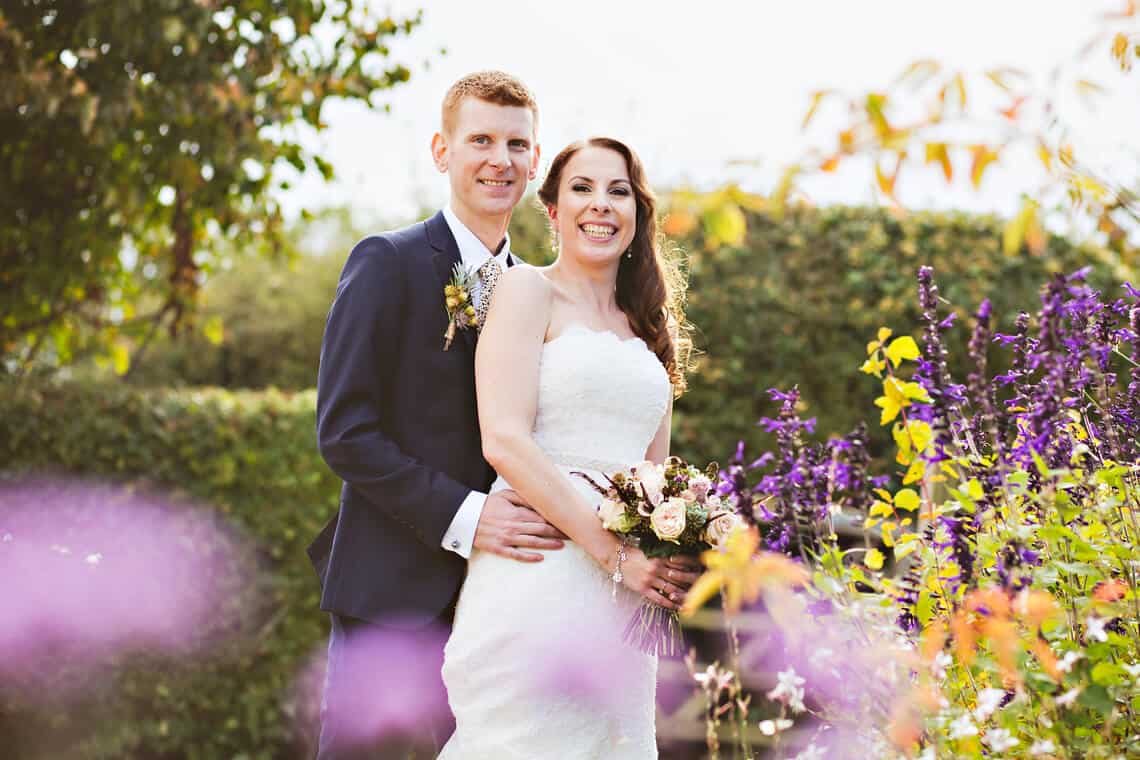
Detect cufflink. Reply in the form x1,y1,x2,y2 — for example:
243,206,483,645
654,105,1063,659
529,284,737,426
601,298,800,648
450,539,461,550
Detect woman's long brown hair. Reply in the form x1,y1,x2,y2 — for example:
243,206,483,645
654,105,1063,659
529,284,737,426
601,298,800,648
537,137,693,394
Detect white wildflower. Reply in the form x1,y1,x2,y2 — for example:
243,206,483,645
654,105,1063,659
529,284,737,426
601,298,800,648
984,728,1019,752
1086,615,1108,643
1029,739,1056,755
759,718,794,735
1057,650,1083,673
1122,662,1140,680
85,552,103,565
1056,687,1082,707
767,667,807,713
948,714,979,739
932,651,952,680
973,687,1006,721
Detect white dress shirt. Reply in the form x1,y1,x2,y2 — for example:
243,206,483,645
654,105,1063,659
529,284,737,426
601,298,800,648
439,206,513,559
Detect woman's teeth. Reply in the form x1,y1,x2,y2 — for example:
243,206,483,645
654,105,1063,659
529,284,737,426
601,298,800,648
581,224,616,240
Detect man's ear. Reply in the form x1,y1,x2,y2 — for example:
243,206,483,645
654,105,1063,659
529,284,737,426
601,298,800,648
528,143,541,181
430,132,448,173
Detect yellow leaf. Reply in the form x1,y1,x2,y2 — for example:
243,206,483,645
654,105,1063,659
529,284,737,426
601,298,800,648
877,327,893,343
953,73,967,110
702,202,747,247
1111,33,1132,72
875,161,897,198
908,420,933,452
892,422,913,462
894,488,921,512
820,155,841,173
970,145,999,189
111,342,130,376
802,90,832,129
771,166,800,220
1037,141,1053,173
894,540,918,561
1002,198,1038,256
902,457,926,485
875,395,902,425
865,548,885,570
881,521,898,547
680,571,724,617
924,142,952,182
885,335,920,366
860,356,886,376
202,316,225,346
867,340,882,356
869,500,895,518
900,381,932,403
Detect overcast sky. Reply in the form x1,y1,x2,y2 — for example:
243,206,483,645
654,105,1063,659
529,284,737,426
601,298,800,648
275,0,1140,231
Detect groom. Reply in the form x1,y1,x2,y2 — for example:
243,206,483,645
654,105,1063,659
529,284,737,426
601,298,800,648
309,71,566,758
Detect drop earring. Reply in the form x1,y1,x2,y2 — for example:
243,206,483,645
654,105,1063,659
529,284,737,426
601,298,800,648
625,248,633,259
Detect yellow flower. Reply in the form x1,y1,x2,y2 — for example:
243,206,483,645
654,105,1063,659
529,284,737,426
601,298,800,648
681,527,810,616
444,285,459,298
446,297,459,309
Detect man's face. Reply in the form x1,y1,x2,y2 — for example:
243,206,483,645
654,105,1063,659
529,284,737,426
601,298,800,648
432,97,539,227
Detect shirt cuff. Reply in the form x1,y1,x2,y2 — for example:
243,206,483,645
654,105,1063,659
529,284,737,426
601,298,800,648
442,490,486,559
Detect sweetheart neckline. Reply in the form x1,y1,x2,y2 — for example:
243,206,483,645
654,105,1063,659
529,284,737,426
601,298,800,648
543,322,647,350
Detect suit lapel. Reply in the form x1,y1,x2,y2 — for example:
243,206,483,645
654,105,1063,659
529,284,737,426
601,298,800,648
426,211,477,354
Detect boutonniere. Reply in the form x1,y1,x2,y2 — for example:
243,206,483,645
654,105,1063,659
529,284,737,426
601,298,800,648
443,263,479,350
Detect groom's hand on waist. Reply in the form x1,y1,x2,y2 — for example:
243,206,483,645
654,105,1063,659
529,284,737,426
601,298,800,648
473,490,568,563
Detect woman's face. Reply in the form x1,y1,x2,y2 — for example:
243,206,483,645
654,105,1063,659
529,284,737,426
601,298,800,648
549,146,637,266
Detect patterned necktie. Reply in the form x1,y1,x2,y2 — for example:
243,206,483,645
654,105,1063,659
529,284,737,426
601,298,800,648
474,257,503,333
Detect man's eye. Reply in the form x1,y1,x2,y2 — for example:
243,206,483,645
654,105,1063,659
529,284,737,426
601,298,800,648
509,141,528,149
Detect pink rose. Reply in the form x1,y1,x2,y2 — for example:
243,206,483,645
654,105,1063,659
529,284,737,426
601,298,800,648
650,497,687,542
705,511,743,548
631,461,666,511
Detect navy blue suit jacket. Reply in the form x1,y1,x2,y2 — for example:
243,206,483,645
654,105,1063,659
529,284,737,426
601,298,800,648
308,211,504,627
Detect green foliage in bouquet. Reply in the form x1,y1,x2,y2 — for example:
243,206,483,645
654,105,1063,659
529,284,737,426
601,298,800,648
0,382,338,759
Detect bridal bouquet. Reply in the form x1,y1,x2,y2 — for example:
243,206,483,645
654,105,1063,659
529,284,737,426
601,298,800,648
574,456,744,656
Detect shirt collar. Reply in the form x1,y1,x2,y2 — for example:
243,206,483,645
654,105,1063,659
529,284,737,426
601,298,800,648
443,206,511,272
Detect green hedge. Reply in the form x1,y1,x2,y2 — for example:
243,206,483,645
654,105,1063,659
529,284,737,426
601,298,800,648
0,382,337,759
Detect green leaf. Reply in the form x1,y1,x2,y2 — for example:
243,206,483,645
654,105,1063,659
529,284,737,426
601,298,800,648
1090,661,1126,686
916,591,935,627
1077,684,1115,717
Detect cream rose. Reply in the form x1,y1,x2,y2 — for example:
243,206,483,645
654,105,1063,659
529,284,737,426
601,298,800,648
599,497,636,533
632,460,666,510
705,510,743,547
650,497,687,542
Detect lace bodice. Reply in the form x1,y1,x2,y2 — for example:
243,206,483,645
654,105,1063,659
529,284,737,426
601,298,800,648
531,324,671,473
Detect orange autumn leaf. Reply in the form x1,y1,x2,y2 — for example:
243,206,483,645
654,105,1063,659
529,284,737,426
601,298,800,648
950,610,977,666
1093,578,1128,602
820,155,841,173
920,621,947,663
1030,636,1063,683
1000,95,1028,121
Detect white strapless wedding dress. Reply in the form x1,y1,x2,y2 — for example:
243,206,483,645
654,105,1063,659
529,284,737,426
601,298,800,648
438,324,672,759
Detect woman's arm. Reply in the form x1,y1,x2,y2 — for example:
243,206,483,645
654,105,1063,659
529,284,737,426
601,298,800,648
475,267,618,567
475,268,679,607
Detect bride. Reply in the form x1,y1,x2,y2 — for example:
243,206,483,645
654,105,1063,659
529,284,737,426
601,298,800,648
439,137,697,759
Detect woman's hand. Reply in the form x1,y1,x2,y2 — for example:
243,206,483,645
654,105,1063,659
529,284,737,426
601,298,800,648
619,547,699,610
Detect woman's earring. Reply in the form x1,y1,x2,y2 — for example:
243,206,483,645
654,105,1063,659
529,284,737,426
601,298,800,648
625,248,633,259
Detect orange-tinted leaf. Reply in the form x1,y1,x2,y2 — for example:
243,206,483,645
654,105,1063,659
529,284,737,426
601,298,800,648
875,161,897,198
820,155,841,173
969,145,999,189
999,95,1028,121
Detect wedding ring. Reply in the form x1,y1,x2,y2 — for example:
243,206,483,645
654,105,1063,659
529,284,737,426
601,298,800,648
667,569,674,580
